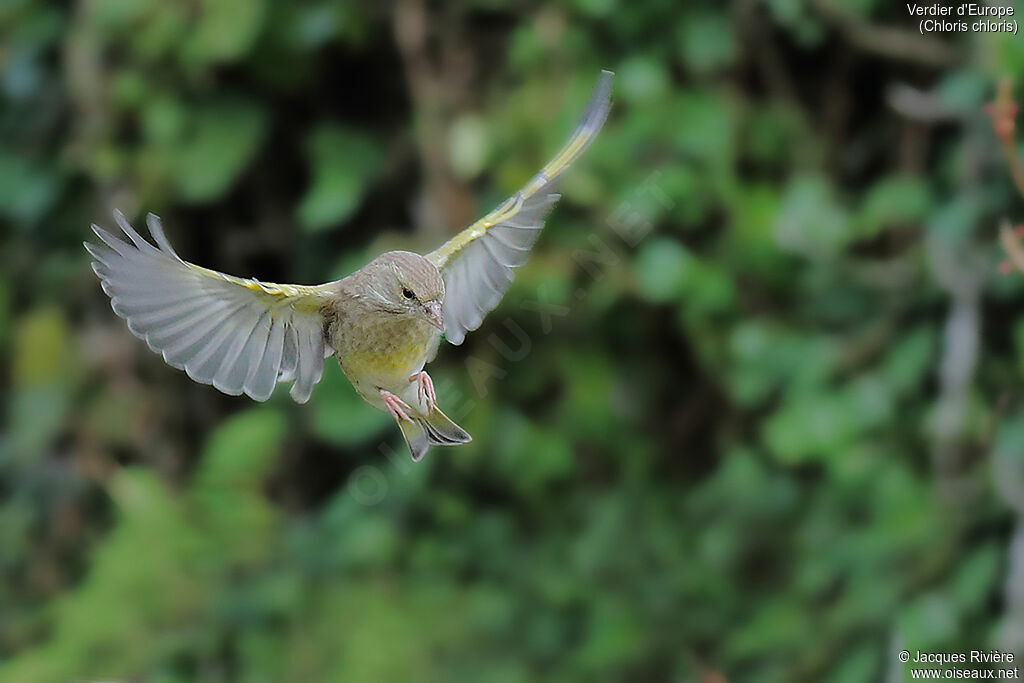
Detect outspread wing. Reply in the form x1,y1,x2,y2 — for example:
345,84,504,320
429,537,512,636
85,210,336,403
426,70,613,345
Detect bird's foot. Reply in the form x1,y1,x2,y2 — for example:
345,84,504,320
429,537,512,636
409,371,436,413
380,390,414,423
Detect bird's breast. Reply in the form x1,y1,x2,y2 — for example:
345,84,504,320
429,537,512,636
328,308,439,393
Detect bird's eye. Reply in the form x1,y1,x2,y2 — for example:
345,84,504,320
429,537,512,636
402,287,414,300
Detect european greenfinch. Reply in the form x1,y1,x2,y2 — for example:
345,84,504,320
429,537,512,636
85,71,613,461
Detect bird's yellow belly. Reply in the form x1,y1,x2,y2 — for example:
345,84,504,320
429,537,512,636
345,343,425,386
331,313,439,403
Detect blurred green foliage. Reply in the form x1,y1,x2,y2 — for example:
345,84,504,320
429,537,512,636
3,0,1024,681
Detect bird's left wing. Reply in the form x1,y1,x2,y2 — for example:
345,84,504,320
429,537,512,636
425,70,613,345
86,211,335,403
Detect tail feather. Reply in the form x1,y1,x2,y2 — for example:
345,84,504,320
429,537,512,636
397,406,471,462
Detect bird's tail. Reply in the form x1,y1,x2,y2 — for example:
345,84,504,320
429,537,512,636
397,405,472,462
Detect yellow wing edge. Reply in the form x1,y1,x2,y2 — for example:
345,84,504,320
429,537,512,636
185,263,335,315
426,70,614,270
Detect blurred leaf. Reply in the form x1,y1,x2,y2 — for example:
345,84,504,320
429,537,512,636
573,598,646,672
672,90,734,162
764,374,892,464
937,70,987,111
448,114,490,179
187,0,266,64
311,365,391,445
196,407,286,490
856,175,930,237
775,175,851,257
765,0,826,46
571,0,617,18
12,307,69,387
322,511,399,570
85,389,147,446
192,408,285,563
832,644,880,683
140,93,186,144
882,325,935,396
993,417,1024,459
900,592,960,649
950,543,1000,612
677,13,735,74
0,150,58,223
725,597,807,659
297,124,382,232
174,98,267,203
634,237,689,303
617,56,670,103
929,196,982,243
493,409,574,492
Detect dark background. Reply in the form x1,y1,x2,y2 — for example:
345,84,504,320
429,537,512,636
3,0,1024,680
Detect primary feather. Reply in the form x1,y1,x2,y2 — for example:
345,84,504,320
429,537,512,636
85,210,336,403
426,70,613,345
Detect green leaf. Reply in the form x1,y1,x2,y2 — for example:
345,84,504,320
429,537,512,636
856,175,930,237
900,592,960,649
765,0,826,46
187,0,267,64
672,90,734,162
617,56,669,103
832,644,880,683
725,597,807,659
950,544,1000,612
174,98,267,203
311,366,391,446
764,375,893,464
994,417,1024,459
571,0,616,18
0,150,58,223
929,196,981,243
882,326,935,396
12,307,70,388
193,408,286,562
633,237,689,303
297,124,382,232
573,598,645,672
677,13,735,74
774,175,851,257
197,408,286,490
448,114,490,179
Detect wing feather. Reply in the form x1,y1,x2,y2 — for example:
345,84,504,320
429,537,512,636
213,310,263,393
250,321,286,402
292,324,324,403
426,70,612,345
85,210,337,403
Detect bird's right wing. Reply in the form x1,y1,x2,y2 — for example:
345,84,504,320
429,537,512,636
85,211,336,403
425,70,613,344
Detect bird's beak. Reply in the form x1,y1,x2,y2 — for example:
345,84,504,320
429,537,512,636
423,300,444,331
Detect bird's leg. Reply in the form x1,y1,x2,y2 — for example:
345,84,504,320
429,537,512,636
380,389,414,423
409,371,436,413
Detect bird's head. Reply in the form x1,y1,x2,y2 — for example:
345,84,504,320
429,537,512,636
357,251,445,331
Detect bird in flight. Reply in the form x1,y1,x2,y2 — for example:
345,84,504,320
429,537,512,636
85,71,613,461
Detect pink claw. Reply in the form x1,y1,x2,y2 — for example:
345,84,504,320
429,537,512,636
409,371,436,412
380,390,414,423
